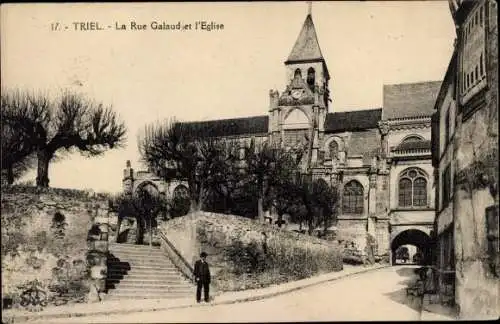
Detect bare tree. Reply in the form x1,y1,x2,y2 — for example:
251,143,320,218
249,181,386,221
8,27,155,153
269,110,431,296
243,140,303,222
1,89,126,187
139,119,241,213
1,90,40,184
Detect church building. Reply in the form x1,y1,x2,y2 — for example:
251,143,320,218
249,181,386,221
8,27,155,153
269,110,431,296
124,11,441,263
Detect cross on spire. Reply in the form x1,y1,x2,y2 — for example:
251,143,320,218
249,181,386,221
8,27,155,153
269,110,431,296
307,1,312,16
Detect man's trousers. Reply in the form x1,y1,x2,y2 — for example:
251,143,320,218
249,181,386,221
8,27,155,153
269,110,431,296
196,281,209,302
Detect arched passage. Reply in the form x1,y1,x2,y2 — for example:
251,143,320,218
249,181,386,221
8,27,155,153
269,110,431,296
390,229,431,265
135,181,159,197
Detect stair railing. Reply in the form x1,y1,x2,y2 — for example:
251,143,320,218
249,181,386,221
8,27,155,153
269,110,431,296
158,231,195,283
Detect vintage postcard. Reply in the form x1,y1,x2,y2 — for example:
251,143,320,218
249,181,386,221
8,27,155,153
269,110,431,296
1,1,498,322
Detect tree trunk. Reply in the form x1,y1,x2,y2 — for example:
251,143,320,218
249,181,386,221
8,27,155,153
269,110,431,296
190,199,200,213
136,217,145,245
115,217,122,243
36,149,51,188
307,205,314,235
196,180,205,212
149,217,153,247
257,196,264,223
320,208,328,236
6,164,14,185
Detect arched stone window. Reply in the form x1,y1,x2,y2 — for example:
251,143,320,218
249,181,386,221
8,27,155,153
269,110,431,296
401,135,424,144
294,68,302,79
283,108,309,130
343,180,364,214
329,140,339,160
398,168,428,207
136,181,159,195
173,185,189,199
307,67,315,89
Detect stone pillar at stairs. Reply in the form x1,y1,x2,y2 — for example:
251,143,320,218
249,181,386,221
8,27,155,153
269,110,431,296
86,203,110,302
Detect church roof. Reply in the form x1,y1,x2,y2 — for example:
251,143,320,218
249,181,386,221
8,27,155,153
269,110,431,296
393,139,432,151
324,108,382,133
286,14,325,63
383,81,442,120
179,115,269,138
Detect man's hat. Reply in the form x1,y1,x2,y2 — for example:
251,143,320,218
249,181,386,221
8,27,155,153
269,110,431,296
200,252,207,257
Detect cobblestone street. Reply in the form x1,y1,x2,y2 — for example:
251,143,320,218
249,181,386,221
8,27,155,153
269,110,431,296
41,266,423,323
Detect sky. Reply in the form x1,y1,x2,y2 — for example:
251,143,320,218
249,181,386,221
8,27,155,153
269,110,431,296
1,1,457,194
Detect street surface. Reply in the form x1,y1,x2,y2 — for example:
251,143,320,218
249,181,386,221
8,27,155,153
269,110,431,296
36,266,423,322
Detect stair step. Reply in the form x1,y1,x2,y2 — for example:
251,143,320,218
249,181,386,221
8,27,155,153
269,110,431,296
109,244,161,250
108,288,193,295
108,263,178,270
107,270,186,278
110,283,192,289
107,278,187,285
109,251,165,256
108,268,181,274
108,263,175,268
108,254,166,260
108,266,180,274
105,294,192,300
106,243,193,300
107,271,184,277
108,259,174,265
107,277,189,283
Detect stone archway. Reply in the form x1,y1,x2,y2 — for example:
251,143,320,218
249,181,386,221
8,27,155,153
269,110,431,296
390,229,431,266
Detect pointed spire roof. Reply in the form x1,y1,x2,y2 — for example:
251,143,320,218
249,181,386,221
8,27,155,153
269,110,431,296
286,14,325,63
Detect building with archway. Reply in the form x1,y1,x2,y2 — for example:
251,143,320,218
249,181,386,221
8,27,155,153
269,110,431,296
431,0,498,319
123,11,441,262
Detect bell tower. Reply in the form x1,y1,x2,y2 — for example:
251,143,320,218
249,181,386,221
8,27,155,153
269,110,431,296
269,4,331,164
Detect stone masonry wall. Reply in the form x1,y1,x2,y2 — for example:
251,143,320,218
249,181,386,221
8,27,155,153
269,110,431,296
453,1,499,318
335,219,367,255
1,186,109,308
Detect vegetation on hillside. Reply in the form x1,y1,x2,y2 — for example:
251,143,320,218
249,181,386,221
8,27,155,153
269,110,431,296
162,212,343,292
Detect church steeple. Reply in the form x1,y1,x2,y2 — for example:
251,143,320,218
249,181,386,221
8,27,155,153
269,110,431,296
280,5,331,110
286,13,325,64
268,3,331,151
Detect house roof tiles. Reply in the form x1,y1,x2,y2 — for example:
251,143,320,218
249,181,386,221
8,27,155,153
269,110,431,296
179,116,269,138
324,108,382,133
383,81,442,120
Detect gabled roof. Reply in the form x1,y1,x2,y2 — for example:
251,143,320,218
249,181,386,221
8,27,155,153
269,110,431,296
324,108,382,133
179,115,269,138
286,14,325,63
383,81,442,120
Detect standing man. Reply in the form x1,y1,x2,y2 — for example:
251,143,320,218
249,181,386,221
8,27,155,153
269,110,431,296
193,252,211,303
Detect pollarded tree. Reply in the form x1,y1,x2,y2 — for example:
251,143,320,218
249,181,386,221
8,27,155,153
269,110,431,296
138,119,241,213
311,179,339,236
283,175,339,236
2,89,126,187
1,90,40,184
243,140,304,222
139,119,199,211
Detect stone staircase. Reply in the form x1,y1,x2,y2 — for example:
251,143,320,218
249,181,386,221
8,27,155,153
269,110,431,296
106,243,194,300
